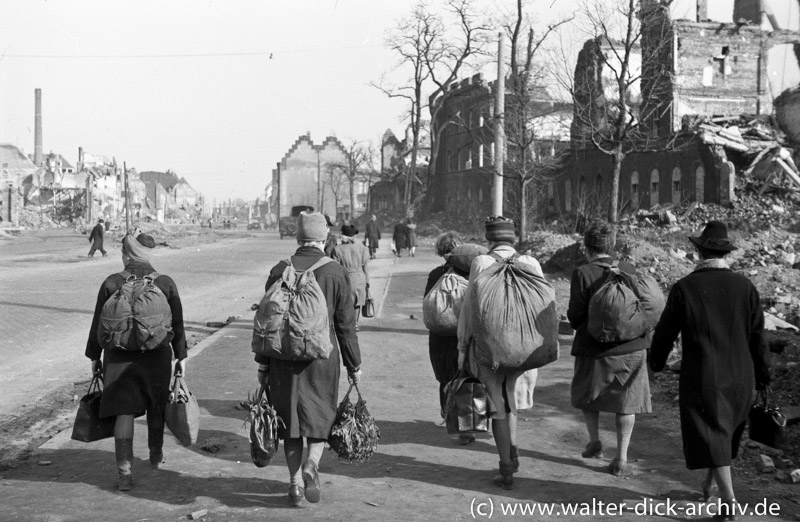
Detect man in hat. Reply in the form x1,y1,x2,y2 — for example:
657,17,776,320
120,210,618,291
650,220,770,520
88,218,108,257
364,214,381,260
255,211,362,507
457,216,544,490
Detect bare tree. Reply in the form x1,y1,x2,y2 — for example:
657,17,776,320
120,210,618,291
324,165,346,218
328,140,372,221
553,0,675,230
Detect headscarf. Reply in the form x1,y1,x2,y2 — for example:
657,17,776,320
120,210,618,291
122,229,155,264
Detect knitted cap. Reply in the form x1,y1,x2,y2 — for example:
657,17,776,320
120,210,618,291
485,216,516,242
297,212,329,242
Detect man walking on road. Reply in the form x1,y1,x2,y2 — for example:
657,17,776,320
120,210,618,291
255,211,362,508
88,218,107,257
364,214,381,260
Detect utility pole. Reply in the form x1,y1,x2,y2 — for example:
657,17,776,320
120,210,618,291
493,32,506,217
124,162,131,233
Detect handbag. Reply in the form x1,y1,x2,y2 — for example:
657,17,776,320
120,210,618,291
443,364,490,435
749,386,786,449
246,386,284,468
362,287,375,318
165,374,200,447
71,375,116,443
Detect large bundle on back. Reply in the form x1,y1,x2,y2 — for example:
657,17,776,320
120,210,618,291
470,253,559,371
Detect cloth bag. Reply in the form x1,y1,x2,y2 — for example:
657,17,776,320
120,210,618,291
329,384,380,463
71,375,116,443
246,386,284,468
749,387,786,449
443,364,490,435
165,374,200,447
362,287,375,318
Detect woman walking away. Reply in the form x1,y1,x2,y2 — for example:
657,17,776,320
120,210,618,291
567,220,652,477
256,212,362,507
332,224,370,330
392,221,408,257
406,217,418,257
85,228,187,491
650,221,770,521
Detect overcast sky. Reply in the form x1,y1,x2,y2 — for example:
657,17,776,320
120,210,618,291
0,0,794,202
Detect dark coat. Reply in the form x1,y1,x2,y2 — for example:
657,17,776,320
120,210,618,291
567,258,650,357
89,223,104,246
365,221,381,249
85,260,187,418
255,246,361,439
393,223,408,250
649,267,771,469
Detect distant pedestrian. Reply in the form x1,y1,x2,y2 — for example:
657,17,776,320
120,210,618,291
650,221,771,519
85,228,187,491
364,214,381,260
323,214,338,257
256,212,362,507
406,217,417,257
392,221,407,257
457,216,546,489
332,224,370,330
567,220,652,477
88,218,107,257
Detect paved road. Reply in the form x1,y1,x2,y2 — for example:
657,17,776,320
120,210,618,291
0,228,295,427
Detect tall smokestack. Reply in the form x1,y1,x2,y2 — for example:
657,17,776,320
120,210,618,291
34,88,43,166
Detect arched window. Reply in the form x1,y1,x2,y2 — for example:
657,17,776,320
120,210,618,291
671,166,682,205
650,168,660,207
578,176,587,202
630,171,640,209
595,174,603,196
565,180,572,212
694,163,705,203
478,187,484,203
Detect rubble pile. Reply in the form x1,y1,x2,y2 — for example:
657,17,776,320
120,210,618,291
17,207,66,229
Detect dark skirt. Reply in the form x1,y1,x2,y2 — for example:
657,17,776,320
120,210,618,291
268,345,342,440
571,350,651,414
100,345,173,418
428,333,459,413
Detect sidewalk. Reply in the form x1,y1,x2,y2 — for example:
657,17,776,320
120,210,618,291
0,248,786,521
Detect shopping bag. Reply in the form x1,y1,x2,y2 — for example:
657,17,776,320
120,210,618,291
246,386,284,468
749,386,786,449
362,287,375,318
443,367,490,435
71,375,115,443
165,374,200,447
329,384,380,463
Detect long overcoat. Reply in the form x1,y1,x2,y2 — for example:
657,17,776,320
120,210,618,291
332,241,370,307
364,220,381,250
649,267,770,469
255,246,361,439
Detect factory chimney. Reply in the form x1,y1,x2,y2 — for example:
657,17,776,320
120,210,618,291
34,88,43,167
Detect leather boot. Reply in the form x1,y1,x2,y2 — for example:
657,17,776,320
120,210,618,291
493,460,514,490
115,438,134,491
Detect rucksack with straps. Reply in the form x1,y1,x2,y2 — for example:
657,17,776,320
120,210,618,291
469,251,559,371
97,271,173,351
423,268,468,336
252,256,334,361
586,260,666,343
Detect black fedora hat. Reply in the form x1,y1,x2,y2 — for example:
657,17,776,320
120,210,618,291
341,224,358,237
688,221,737,252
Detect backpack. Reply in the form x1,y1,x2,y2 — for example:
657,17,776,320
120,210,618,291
470,252,559,371
252,257,334,361
97,271,173,351
586,261,666,343
423,268,468,336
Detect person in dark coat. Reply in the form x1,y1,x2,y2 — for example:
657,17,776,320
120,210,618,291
85,228,187,491
406,217,418,257
256,212,362,507
88,218,108,257
364,214,381,260
650,221,770,520
567,220,652,477
392,221,408,257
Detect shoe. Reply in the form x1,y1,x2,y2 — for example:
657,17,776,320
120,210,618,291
288,485,304,507
702,481,718,502
458,433,476,445
118,473,133,491
149,450,163,469
608,458,627,476
581,441,603,458
302,461,321,503
493,460,515,490
712,499,738,521
510,445,519,473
